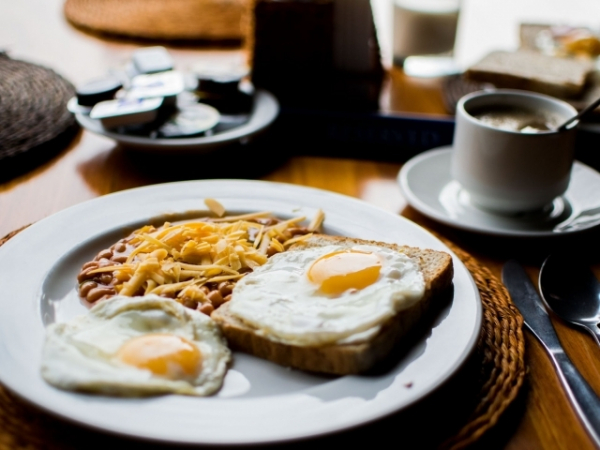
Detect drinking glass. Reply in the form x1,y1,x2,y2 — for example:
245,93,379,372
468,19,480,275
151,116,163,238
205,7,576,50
392,0,461,77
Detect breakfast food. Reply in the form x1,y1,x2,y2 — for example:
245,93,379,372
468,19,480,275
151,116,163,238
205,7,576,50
212,234,453,375
464,50,595,98
76,206,324,315
65,197,450,387
41,295,231,396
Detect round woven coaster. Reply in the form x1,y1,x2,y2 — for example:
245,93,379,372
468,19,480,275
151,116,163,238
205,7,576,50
0,226,525,450
64,0,250,42
437,236,526,450
0,54,76,161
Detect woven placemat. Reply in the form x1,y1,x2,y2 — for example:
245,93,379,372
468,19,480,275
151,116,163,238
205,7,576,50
0,54,76,161
0,225,526,450
64,0,250,42
437,236,525,450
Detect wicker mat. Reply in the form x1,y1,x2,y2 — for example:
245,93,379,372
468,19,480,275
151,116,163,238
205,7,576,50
0,226,526,450
0,54,76,162
63,0,250,42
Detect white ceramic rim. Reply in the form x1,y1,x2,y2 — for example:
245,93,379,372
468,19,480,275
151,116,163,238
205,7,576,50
0,179,481,445
398,147,600,237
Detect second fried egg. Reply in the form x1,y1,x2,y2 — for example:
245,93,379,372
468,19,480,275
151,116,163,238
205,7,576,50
41,295,231,396
227,242,425,346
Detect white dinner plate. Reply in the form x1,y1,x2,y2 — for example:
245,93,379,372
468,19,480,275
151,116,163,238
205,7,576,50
0,180,481,446
399,147,600,237
74,89,279,153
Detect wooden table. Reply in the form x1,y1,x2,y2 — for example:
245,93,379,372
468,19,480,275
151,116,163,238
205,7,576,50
3,1,600,449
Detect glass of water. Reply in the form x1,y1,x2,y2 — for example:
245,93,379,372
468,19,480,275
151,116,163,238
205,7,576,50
392,0,461,77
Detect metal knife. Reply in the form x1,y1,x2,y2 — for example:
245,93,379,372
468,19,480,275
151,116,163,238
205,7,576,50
502,260,600,448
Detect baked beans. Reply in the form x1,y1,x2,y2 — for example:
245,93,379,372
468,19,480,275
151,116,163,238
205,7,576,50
76,217,312,315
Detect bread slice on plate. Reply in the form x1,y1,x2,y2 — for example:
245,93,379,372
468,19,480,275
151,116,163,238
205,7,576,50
464,49,594,98
211,235,454,375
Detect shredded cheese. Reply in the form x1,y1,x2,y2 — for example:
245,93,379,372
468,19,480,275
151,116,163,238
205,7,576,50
204,198,226,217
99,209,324,303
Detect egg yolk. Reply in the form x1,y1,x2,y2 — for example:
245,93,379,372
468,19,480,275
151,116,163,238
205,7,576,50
116,334,202,380
307,250,382,295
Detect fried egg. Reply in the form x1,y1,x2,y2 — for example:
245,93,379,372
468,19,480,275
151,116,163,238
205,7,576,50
227,242,425,346
41,295,231,396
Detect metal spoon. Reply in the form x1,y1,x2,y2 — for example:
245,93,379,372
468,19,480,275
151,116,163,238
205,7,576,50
556,95,600,132
539,253,600,344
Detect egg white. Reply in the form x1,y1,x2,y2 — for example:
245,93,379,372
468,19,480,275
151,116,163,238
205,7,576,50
228,244,425,346
41,295,231,396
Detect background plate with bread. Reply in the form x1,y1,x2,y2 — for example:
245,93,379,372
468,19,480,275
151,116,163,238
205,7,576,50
444,22,600,116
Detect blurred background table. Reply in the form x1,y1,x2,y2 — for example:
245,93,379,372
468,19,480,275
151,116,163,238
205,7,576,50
2,1,600,449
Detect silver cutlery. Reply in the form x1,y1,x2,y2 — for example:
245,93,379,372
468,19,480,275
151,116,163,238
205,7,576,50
556,94,600,132
539,254,600,345
502,260,600,448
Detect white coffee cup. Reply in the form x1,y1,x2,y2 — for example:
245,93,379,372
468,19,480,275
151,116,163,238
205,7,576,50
451,89,578,214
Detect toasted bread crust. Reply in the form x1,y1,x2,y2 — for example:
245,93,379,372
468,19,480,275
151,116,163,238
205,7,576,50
464,50,594,98
211,235,453,375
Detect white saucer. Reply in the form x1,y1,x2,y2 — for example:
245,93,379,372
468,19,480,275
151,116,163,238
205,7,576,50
398,146,600,237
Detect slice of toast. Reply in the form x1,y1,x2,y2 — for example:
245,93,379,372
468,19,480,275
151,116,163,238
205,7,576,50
464,50,594,98
211,235,454,375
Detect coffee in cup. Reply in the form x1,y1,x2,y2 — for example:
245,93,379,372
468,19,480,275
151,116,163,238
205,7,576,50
451,89,578,214
469,105,560,133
